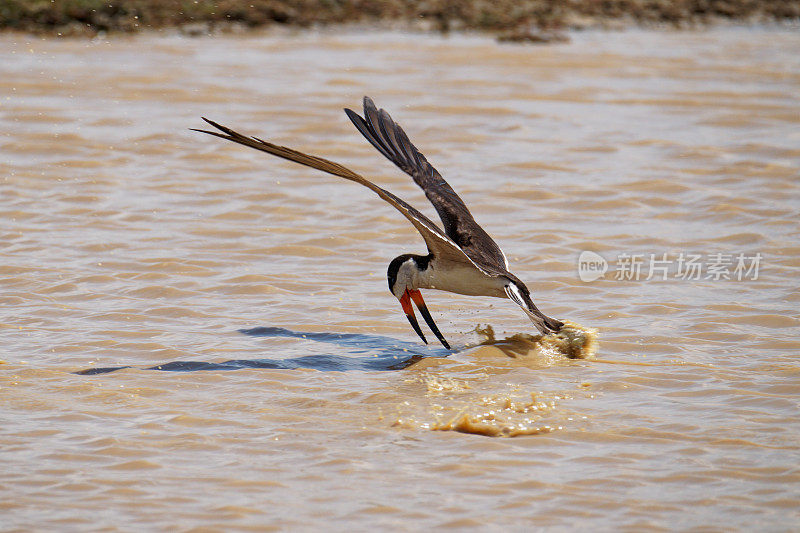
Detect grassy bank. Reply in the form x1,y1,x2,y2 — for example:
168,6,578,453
1,0,798,36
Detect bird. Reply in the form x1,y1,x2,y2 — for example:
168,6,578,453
192,96,563,350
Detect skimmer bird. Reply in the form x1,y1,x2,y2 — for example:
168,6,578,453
193,97,563,350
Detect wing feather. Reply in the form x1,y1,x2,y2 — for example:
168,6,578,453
345,97,509,271
191,118,496,276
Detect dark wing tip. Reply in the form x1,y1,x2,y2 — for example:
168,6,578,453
363,95,379,116
344,105,395,161
343,107,359,122
199,117,239,136
190,127,231,141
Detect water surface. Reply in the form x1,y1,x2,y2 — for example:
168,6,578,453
1,27,799,531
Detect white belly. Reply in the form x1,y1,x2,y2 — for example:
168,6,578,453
417,261,508,298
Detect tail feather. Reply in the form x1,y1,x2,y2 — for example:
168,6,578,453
504,283,562,335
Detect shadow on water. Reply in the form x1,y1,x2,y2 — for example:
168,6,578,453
75,327,451,375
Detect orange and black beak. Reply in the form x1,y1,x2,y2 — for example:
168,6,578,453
399,289,450,350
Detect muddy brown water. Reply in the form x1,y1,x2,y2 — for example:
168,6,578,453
1,27,799,530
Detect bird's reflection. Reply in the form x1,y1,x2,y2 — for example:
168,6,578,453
75,323,594,375
75,327,449,375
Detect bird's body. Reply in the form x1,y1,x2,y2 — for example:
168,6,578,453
193,97,562,349
400,254,508,298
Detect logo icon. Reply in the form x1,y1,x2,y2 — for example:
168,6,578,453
578,251,608,282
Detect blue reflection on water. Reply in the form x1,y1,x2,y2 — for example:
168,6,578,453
75,327,451,375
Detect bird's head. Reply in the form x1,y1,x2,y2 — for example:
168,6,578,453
387,254,450,350
387,254,423,299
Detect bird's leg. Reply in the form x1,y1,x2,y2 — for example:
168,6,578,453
400,289,428,345
408,289,451,350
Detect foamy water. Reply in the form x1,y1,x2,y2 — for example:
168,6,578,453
2,27,799,530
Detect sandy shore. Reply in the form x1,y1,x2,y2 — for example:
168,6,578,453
1,0,797,37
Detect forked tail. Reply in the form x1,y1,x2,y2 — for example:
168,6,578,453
504,282,563,335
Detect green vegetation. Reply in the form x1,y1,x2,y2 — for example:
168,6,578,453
1,0,797,36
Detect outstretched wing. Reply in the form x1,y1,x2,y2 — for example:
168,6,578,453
345,96,508,272
191,118,498,277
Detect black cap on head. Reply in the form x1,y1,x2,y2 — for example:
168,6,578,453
387,254,431,293
387,254,415,293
